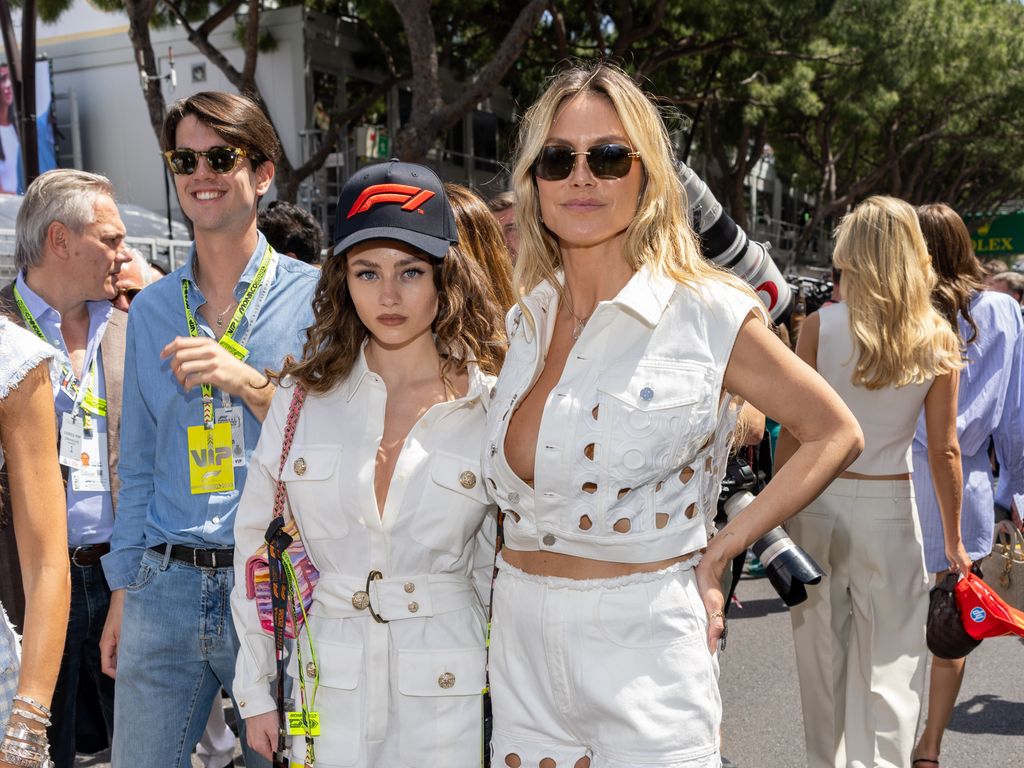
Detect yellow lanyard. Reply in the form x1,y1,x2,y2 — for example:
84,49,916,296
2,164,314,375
180,245,273,429
13,286,107,426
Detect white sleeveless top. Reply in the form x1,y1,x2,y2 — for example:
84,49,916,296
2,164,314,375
816,302,932,474
482,267,762,564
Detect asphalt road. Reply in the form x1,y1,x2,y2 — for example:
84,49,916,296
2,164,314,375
76,574,1023,768
721,575,1023,768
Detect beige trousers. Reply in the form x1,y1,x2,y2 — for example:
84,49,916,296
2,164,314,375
787,478,930,768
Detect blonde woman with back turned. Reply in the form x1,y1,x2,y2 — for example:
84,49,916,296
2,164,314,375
482,62,862,768
777,196,972,768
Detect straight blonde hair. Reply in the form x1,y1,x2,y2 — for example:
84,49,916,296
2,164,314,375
510,62,761,312
832,196,962,389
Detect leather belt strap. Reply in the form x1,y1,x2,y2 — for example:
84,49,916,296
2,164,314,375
69,543,111,567
149,543,234,569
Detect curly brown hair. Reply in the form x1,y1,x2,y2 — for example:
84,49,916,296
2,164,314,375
274,241,507,393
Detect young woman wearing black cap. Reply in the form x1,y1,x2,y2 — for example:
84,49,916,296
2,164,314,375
231,160,507,767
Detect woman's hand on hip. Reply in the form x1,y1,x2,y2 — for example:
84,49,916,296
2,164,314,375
694,552,728,654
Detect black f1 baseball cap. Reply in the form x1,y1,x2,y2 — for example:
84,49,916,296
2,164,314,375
332,159,458,259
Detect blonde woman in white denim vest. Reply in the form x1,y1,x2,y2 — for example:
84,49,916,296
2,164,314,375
232,162,506,768
481,63,864,768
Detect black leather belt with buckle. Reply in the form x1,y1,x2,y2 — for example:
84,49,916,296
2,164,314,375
150,543,234,569
70,543,111,567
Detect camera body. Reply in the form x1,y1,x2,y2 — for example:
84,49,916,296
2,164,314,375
786,274,834,316
719,456,825,607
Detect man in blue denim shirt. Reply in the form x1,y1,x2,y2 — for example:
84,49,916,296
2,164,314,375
99,92,317,767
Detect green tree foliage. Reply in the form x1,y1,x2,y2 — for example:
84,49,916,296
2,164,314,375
768,0,1024,250
8,0,1024,227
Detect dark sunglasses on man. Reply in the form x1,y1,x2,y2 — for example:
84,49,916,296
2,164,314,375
119,287,142,304
162,146,252,176
533,143,640,181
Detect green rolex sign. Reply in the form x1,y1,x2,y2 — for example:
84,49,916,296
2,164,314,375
971,212,1024,256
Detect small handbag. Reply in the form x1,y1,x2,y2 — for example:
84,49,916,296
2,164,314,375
985,525,1024,612
244,384,320,639
926,571,981,660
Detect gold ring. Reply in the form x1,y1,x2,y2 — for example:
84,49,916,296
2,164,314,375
708,610,726,620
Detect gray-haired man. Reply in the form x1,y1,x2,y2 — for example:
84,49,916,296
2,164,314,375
0,169,129,767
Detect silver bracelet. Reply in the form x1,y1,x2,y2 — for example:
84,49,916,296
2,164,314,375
1,737,45,754
0,739,49,767
0,750,42,768
7,707,49,728
6,720,48,738
3,725,49,748
10,696,51,719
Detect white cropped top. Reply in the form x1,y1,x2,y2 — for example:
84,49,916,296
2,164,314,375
481,267,762,564
816,302,932,475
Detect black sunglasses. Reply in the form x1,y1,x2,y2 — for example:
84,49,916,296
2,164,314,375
120,287,142,303
533,143,640,181
162,146,251,175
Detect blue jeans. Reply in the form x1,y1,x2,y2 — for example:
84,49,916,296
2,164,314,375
111,548,270,768
48,559,115,768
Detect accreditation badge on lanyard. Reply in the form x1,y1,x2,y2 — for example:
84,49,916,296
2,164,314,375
182,246,276,493
13,286,109,472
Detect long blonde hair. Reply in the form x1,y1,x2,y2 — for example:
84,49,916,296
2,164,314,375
510,62,759,309
832,196,962,389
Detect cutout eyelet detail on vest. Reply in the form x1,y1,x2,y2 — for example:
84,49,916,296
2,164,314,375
613,518,631,533
582,482,597,494
617,487,631,500
680,466,695,484
583,443,595,460
656,512,670,528
579,515,592,530
684,503,697,519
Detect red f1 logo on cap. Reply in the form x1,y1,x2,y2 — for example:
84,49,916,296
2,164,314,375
347,184,436,218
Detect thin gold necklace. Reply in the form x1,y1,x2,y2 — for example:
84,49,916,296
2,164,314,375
562,290,593,341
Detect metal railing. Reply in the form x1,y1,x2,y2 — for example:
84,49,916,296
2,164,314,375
0,231,194,283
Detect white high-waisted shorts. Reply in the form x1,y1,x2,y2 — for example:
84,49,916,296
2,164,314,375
489,554,722,768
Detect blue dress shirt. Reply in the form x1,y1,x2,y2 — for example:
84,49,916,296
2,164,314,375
14,273,114,547
103,234,317,591
912,290,1024,569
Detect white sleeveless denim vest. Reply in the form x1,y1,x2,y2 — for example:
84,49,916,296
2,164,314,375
482,267,762,564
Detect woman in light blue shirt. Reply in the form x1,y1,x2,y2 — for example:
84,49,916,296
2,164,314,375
912,203,1024,768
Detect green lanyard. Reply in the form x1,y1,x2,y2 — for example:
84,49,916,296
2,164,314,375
13,286,107,427
181,245,273,429
283,554,318,766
